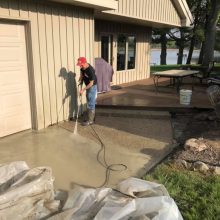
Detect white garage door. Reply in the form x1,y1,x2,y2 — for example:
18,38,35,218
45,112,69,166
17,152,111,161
0,22,31,137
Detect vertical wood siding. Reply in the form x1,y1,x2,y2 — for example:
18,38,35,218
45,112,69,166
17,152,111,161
0,0,94,129
106,0,181,26
95,20,151,85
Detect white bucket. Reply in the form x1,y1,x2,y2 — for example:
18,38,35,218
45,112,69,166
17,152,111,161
180,89,192,105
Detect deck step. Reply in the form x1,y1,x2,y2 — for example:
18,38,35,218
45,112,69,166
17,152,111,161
96,104,213,114
96,108,170,119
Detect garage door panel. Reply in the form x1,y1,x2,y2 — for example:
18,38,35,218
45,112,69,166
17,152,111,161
0,114,31,137
0,66,23,72
0,70,24,86
0,23,22,42
1,93,29,112
0,86,27,96
0,45,24,62
0,70,29,94
0,22,31,137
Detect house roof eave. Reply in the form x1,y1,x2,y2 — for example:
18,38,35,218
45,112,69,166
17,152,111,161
95,0,193,28
47,0,118,11
172,0,193,27
95,12,182,29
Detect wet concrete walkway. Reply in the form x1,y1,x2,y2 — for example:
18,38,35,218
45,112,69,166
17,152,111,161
0,79,212,192
0,113,173,191
97,78,212,111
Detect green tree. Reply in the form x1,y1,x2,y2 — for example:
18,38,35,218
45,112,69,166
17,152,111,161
186,0,207,64
214,10,220,52
202,0,220,66
215,30,220,51
169,28,191,64
152,29,170,65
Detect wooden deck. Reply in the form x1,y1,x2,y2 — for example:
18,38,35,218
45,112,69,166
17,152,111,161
96,77,213,112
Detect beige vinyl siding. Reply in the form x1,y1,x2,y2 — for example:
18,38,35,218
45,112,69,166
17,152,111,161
104,0,181,27
0,0,94,129
95,20,151,85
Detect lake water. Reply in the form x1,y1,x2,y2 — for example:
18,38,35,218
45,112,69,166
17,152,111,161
150,49,220,65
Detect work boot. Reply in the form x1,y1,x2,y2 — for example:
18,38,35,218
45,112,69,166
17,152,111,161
82,110,95,126
83,111,88,122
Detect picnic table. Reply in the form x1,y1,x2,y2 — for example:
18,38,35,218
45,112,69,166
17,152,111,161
152,69,199,92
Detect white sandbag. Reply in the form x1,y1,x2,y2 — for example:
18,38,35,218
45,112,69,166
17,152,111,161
0,161,29,185
0,166,57,220
134,197,181,219
50,178,183,220
116,177,169,198
0,198,53,220
95,196,183,220
49,186,112,220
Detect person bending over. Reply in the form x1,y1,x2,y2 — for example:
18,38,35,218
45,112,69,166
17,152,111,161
77,57,97,126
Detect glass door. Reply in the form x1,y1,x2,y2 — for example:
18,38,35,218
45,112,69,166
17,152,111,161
101,35,113,65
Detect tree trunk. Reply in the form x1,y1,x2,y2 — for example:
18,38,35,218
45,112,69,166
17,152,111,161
177,30,185,65
177,46,184,64
186,0,201,65
202,0,220,66
187,36,195,64
198,41,204,64
160,33,167,65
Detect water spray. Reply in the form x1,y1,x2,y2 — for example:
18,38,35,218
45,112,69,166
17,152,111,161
73,84,82,135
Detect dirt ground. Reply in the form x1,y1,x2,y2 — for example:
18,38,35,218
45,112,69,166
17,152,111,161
171,110,220,166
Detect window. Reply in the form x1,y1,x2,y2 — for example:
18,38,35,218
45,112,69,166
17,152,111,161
101,35,113,65
117,34,136,71
127,36,136,69
101,36,109,63
117,35,126,70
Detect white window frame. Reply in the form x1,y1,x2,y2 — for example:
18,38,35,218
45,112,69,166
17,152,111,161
117,34,136,71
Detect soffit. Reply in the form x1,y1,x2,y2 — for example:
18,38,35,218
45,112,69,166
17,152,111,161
47,0,118,10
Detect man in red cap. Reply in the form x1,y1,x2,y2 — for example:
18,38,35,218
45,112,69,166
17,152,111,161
77,57,97,126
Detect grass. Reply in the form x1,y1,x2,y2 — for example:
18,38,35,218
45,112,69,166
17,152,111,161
143,164,220,220
150,64,220,78
151,63,220,72
150,64,181,72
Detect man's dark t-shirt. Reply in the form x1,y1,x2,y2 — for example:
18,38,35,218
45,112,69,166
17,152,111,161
80,64,97,86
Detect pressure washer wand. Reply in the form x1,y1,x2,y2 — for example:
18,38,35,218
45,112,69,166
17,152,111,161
78,83,83,115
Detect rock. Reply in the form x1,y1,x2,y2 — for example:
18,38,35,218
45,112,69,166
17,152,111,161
184,138,208,152
194,113,208,121
213,166,220,175
195,111,218,121
186,162,192,169
180,160,188,168
175,159,191,169
193,161,209,172
172,139,177,144
208,114,217,121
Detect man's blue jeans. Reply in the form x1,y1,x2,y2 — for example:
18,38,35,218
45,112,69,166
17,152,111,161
86,85,97,110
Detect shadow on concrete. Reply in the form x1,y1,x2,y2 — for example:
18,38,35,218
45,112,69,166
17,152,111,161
93,116,172,144
140,146,171,158
139,144,173,173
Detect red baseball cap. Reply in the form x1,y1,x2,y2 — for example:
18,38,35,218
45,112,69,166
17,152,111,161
77,57,87,66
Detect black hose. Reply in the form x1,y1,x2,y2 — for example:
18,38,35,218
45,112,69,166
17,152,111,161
90,124,127,188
